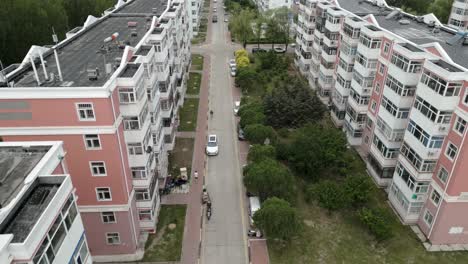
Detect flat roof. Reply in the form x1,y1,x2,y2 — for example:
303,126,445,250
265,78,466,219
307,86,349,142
7,0,168,88
337,0,468,69
0,146,50,208
1,181,61,243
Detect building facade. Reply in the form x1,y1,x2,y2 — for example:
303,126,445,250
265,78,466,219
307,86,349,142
448,0,468,31
295,0,468,249
0,0,191,261
0,141,91,264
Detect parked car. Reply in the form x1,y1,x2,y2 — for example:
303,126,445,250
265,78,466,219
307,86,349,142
230,67,237,77
273,47,286,53
213,8,217,12
252,47,267,53
212,15,218,23
233,101,240,115
237,123,245,140
224,17,229,22
228,59,236,68
205,134,219,156
249,196,261,225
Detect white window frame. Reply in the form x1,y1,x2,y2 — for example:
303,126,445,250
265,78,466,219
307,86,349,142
96,187,112,201
76,103,96,121
138,209,153,221
423,209,434,226
445,142,458,161
454,116,466,136
101,212,116,223
430,189,441,206
383,42,390,55
437,166,448,183
106,232,121,245
90,161,107,176
84,134,101,150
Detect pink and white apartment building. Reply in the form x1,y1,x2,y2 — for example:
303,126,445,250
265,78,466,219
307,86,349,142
0,0,191,261
296,0,468,249
448,0,468,31
0,141,91,264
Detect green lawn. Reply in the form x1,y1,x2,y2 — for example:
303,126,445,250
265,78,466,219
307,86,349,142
168,137,195,180
187,72,202,95
141,205,187,262
178,98,199,131
191,54,204,71
268,152,468,264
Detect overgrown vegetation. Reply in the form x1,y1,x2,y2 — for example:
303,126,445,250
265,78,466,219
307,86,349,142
387,0,454,23
0,0,116,65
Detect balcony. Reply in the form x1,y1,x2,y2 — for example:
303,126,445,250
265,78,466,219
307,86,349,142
382,85,414,108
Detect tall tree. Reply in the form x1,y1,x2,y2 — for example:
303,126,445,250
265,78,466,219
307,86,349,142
253,197,302,241
253,15,265,48
230,9,255,48
428,0,454,23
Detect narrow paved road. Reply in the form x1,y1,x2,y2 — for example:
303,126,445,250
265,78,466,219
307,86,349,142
195,5,249,264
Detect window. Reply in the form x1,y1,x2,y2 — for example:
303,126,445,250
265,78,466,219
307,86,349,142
132,167,148,179
407,120,444,149
445,142,458,160
385,74,416,97
372,134,399,159
424,210,434,226
76,103,95,121
84,134,101,149
390,52,422,73
464,89,468,105
375,82,381,94
96,187,112,201
454,116,466,135
73,239,89,264
431,189,441,205
135,188,151,201
102,212,116,223
379,63,385,74
128,142,144,155
400,142,437,172
359,33,381,49
123,116,140,130
371,100,377,111
106,233,121,245
437,166,449,183
383,42,390,55
118,88,136,103
420,70,462,97
139,210,153,221
90,161,107,176
414,96,452,124
381,96,410,119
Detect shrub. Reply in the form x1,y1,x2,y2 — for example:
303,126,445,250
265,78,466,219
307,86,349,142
307,180,348,211
358,207,393,241
343,174,373,207
247,145,276,163
244,124,277,145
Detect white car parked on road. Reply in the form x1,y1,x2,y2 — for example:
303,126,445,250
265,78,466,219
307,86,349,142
228,59,236,69
206,134,219,156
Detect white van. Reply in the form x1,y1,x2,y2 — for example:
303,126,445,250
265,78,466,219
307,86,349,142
249,196,261,225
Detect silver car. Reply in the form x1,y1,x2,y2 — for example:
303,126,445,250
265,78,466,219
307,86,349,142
205,134,219,156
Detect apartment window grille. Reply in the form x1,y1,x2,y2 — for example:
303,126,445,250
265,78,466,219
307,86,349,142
135,188,151,201
390,53,422,73
407,120,444,149
413,96,452,124
73,238,89,264
381,96,409,119
132,167,148,179
123,116,140,130
372,134,399,159
378,63,385,74
128,142,144,155
445,142,458,160
102,212,116,223
385,74,416,96
96,187,112,201
76,103,95,121
375,82,381,94
423,210,434,226
139,210,153,221
106,233,121,245
349,88,370,105
421,70,462,97
90,161,107,176
336,73,351,89
119,88,136,103
400,142,437,172
84,134,101,149
343,23,360,38
359,34,381,49
454,116,467,135
430,189,441,205
437,166,448,183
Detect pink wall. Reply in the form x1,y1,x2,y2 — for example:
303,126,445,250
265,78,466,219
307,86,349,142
424,46,442,58
0,98,115,127
81,210,138,256
3,132,131,206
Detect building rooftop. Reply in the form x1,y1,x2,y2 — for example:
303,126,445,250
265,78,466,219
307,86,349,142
5,0,168,88
336,0,468,69
0,181,61,243
0,146,50,208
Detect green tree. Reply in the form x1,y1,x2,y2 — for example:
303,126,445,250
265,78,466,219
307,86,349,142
307,180,347,211
244,124,277,145
265,14,281,49
253,197,302,240
235,66,259,93
264,78,326,128
270,7,293,49
238,100,265,128
247,144,276,163
288,124,347,180
343,174,373,207
230,9,255,48
253,15,265,48
358,207,393,241
243,158,295,202
428,0,454,23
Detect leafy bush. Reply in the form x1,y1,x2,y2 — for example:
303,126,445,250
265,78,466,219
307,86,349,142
358,207,393,241
343,174,373,207
238,100,265,128
244,124,277,145
247,144,276,163
307,180,347,211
